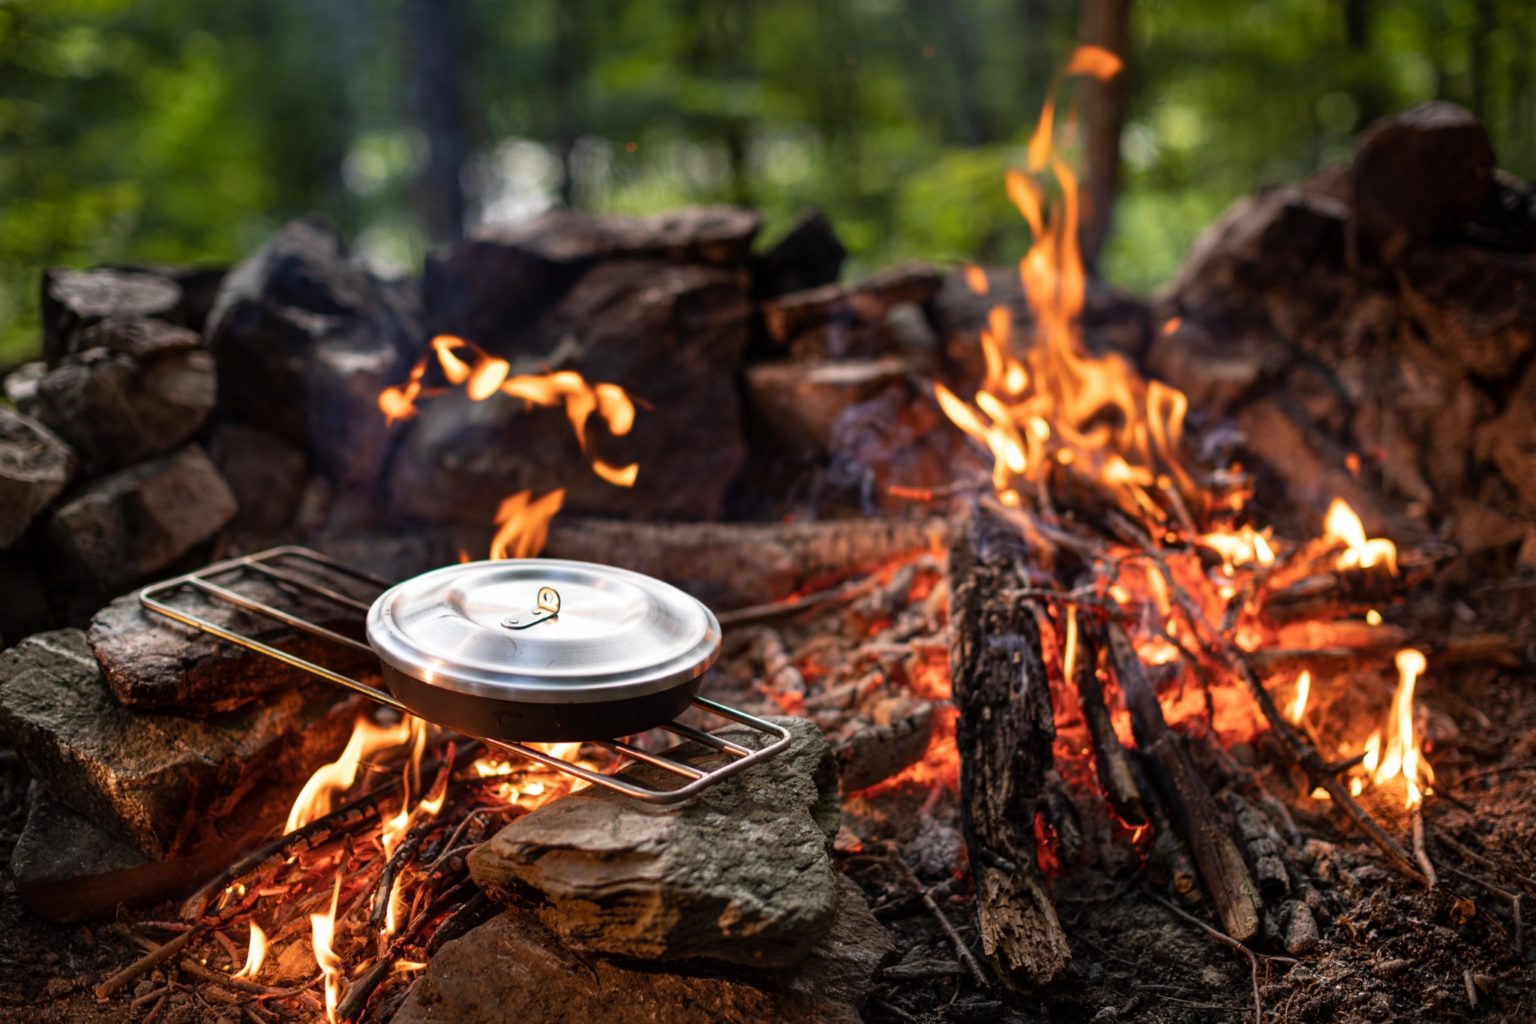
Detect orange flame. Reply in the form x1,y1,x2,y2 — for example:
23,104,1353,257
310,874,342,1023
380,334,638,488
285,716,418,834
934,47,1196,520
1324,498,1397,574
231,922,267,980
1287,670,1311,725
488,488,566,560
1373,649,1432,809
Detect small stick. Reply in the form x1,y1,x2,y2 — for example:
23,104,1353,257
717,572,887,628
1143,891,1296,1024
369,750,455,931
130,985,169,1009
94,923,204,999
1411,807,1437,888
142,992,170,1024
891,857,988,988
182,744,482,920
1463,968,1478,1009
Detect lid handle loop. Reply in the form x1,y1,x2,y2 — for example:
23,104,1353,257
502,585,562,630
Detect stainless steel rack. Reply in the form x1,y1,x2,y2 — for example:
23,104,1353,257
139,546,791,803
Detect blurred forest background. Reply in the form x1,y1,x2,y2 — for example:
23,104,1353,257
1,0,1532,365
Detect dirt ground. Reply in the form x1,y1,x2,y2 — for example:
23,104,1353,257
1,627,1533,1023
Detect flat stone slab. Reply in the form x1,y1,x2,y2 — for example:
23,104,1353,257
0,629,354,859
10,776,296,923
88,581,380,714
469,716,841,968
392,876,892,1024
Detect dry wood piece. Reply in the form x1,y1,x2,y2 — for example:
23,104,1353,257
1068,614,1146,826
1105,623,1261,942
545,515,948,611
946,507,1070,987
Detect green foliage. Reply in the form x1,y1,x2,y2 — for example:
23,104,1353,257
0,0,1532,366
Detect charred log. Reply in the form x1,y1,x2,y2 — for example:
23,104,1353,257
946,507,1070,986
1104,623,1262,942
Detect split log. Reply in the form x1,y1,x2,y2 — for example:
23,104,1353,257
545,515,948,612
1105,623,1261,941
946,507,1070,986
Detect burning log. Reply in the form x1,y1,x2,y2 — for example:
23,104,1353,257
1104,623,1262,941
1066,613,1146,826
544,515,948,612
836,703,936,792
946,508,1070,986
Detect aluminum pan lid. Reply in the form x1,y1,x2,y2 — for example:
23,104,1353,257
366,559,720,703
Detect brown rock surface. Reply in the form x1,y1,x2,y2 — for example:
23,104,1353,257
21,340,216,475
0,629,354,859
40,268,184,365
0,407,75,549
469,716,840,968
88,580,379,713
43,446,237,602
10,777,300,923
392,876,893,1024
389,258,752,522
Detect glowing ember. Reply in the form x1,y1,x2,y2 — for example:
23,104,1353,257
286,716,417,834
488,489,566,560
231,921,267,979
1324,498,1398,574
1287,670,1311,725
311,874,343,1023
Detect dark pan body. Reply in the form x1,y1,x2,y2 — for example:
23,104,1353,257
380,664,700,742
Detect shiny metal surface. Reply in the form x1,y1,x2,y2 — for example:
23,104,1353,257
365,558,721,704
137,546,790,804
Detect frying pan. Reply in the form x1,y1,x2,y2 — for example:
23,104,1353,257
365,558,721,741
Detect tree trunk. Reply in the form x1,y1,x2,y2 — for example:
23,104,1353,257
1078,0,1132,271
406,0,470,243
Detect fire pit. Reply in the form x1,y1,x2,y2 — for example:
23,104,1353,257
0,39,1533,1024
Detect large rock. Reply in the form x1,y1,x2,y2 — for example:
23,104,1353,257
761,262,941,362
40,268,183,365
393,877,892,1024
10,778,298,923
206,422,310,539
0,629,354,859
205,216,418,488
422,206,761,345
21,332,215,475
88,580,380,713
469,716,841,968
1349,102,1497,261
44,446,237,602
752,206,846,298
0,406,75,548
389,258,752,522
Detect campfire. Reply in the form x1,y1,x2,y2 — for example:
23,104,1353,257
0,41,1532,1024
